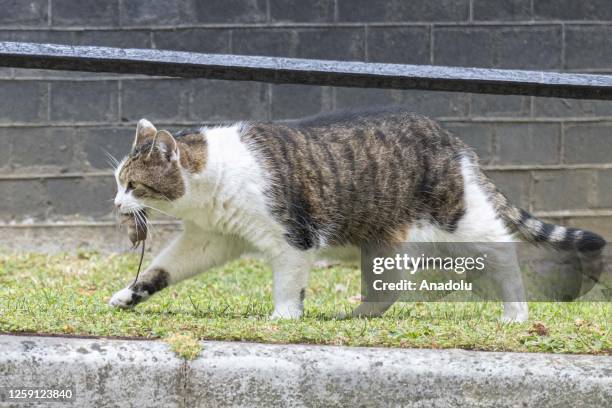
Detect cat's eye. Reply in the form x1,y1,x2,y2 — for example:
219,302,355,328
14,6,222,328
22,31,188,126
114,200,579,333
126,182,134,192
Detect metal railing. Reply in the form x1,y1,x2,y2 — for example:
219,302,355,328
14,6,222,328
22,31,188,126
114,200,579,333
1,41,612,227
0,41,611,100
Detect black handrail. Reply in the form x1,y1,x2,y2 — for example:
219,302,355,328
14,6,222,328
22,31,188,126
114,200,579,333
0,41,611,100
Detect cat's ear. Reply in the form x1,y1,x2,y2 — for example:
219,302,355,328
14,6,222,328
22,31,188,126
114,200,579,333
133,118,157,148
152,130,179,161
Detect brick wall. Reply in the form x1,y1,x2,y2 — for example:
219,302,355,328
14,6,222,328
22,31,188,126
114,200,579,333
1,0,612,244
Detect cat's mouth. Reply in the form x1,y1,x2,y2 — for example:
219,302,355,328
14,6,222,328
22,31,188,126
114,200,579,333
117,205,145,216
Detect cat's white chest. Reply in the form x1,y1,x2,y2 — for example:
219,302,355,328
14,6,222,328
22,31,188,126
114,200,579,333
175,125,286,251
189,188,257,233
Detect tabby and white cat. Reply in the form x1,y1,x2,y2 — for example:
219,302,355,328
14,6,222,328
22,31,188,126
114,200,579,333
109,109,605,322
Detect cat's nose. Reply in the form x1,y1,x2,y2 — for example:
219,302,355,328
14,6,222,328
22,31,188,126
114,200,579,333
114,201,122,209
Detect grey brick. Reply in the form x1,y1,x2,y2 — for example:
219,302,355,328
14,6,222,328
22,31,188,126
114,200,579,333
337,0,469,22
564,124,612,164
73,30,152,49
52,0,119,26
534,0,612,20
0,81,48,123
473,0,531,21
501,27,562,68
120,0,181,26
471,94,531,117
444,123,493,163
434,26,562,69
232,29,296,57
184,0,267,23
0,129,9,168
494,29,562,69
0,0,48,25
45,177,116,217
0,180,48,220
597,170,612,208
532,170,594,211
397,90,470,118
189,80,268,122
434,27,495,68
154,29,230,53
485,170,530,208
335,89,470,118
10,128,76,170
271,85,330,120
0,30,73,44
269,0,335,23
366,27,430,64
334,88,397,110
496,123,560,165
296,28,365,60
565,26,612,70
121,79,189,122
50,81,118,122
533,97,612,117
237,28,365,61
82,127,133,170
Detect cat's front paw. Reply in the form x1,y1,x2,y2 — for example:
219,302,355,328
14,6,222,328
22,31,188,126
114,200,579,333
109,287,144,309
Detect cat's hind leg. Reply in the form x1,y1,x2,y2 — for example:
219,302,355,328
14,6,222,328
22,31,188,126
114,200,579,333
482,244,528,323
349,262,403,318
349,299,398,318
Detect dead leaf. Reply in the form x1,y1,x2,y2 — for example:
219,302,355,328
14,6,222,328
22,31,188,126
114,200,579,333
529,322,549,336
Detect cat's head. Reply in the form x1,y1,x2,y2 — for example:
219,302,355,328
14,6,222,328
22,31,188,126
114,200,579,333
113,119,185,213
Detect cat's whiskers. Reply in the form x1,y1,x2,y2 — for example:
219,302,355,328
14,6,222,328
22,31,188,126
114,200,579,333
141,203,172,218
103,149,120,170
135,207,161,244
135,209,152,238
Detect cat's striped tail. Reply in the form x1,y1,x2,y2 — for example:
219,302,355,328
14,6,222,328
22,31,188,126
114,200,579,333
502,206,606,253
463,148,605,296
500,205,606,288
475,159,606,284
471,156,607,254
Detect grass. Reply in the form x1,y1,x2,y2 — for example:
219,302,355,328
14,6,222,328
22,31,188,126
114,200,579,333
0,249,609,355
164,332,202,360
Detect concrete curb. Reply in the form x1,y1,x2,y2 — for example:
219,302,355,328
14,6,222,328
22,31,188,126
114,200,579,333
0,334,610,407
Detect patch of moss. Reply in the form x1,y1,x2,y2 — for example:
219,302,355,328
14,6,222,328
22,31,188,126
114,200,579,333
164,332,202,360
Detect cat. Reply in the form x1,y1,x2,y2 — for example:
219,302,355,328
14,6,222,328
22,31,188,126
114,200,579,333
109,108,605,322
